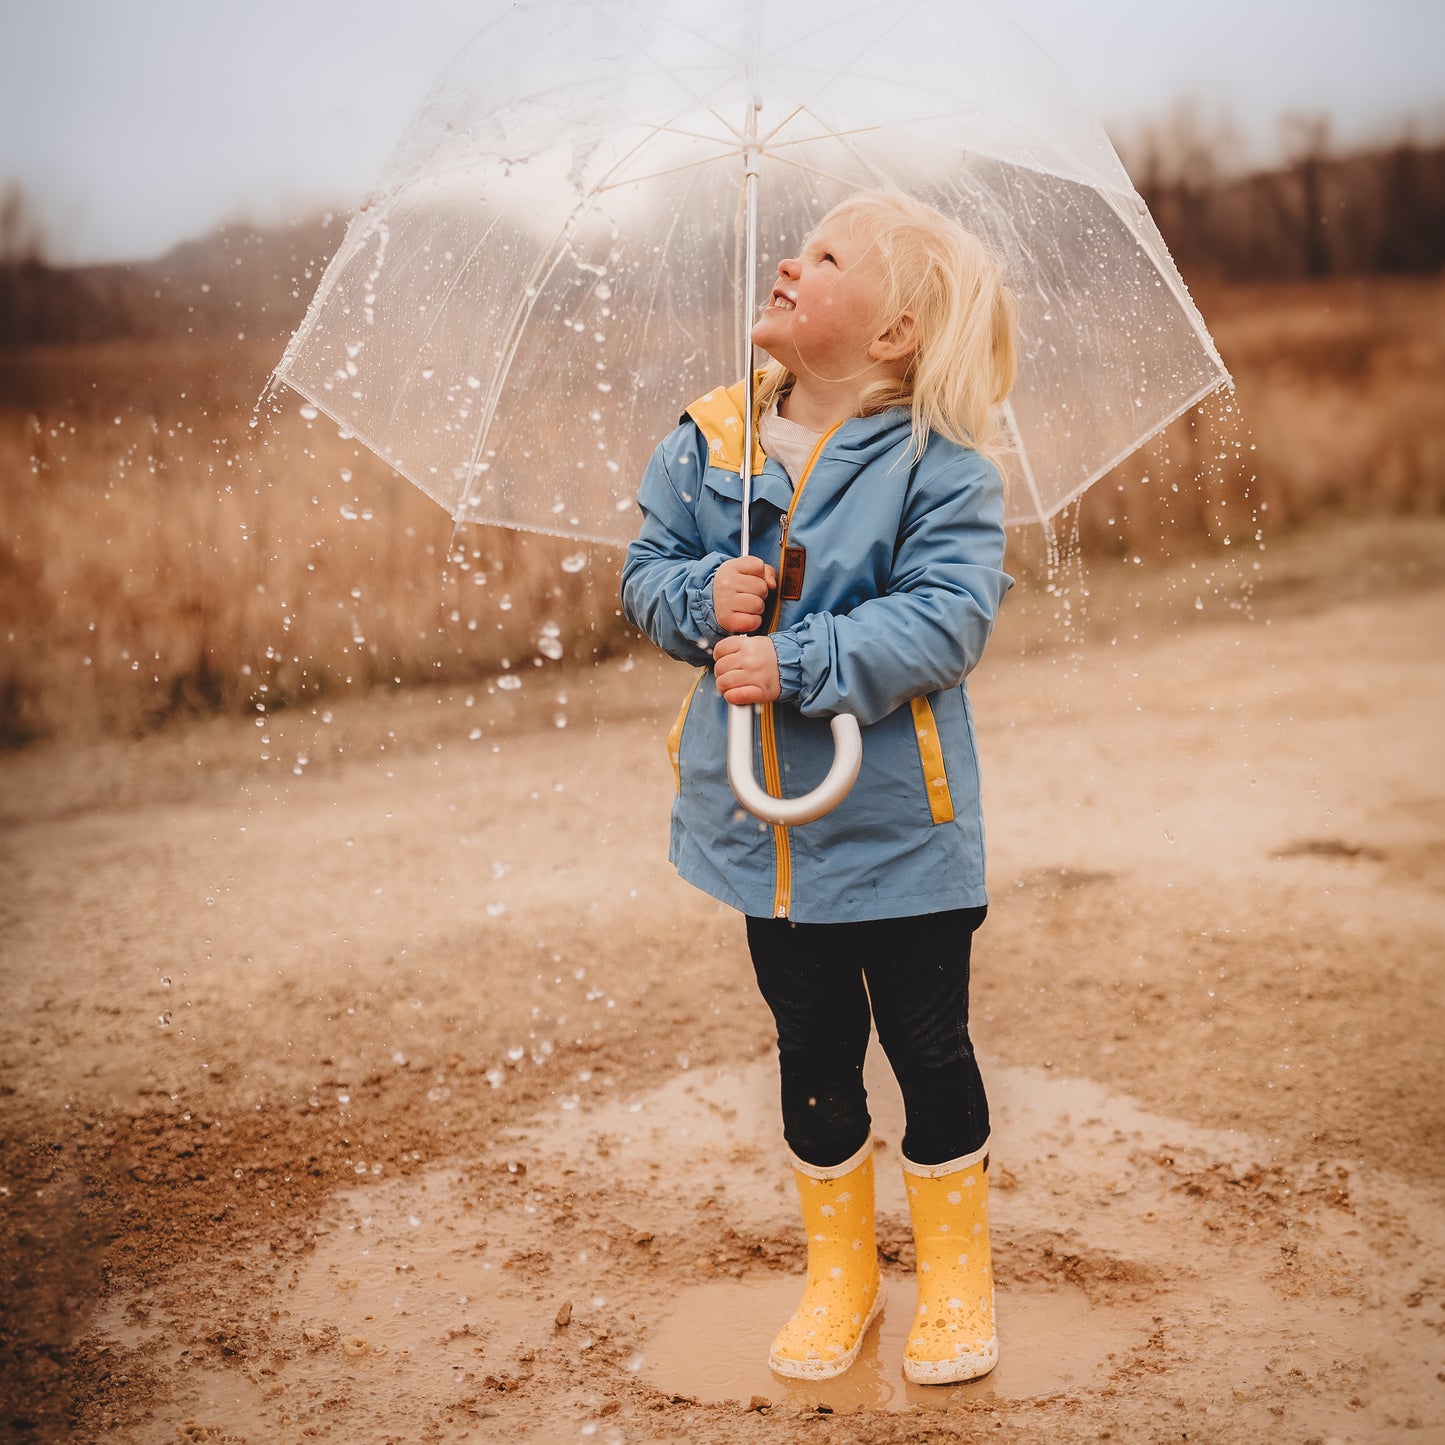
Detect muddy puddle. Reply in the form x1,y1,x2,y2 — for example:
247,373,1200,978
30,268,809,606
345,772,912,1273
92,1048,1445,1438
642,1275,1137,1411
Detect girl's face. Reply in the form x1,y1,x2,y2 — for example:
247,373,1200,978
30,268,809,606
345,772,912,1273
751,214,896,382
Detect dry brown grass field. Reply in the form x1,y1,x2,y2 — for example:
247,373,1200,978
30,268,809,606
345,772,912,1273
2,273,1443,743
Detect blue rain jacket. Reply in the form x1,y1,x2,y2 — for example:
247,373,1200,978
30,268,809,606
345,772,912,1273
621,380,1013,923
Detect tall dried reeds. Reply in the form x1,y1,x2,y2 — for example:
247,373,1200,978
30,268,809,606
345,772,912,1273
0,341,625,742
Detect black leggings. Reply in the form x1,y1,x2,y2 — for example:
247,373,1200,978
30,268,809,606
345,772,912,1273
747,907,989,1169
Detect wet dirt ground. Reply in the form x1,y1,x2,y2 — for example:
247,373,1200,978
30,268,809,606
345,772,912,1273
3,525,1444,1443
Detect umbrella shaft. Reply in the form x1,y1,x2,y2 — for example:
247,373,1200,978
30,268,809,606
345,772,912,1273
740,102,761,557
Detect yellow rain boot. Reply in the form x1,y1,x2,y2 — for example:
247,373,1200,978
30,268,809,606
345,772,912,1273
768,1139,883,1380
901,1141,998,1384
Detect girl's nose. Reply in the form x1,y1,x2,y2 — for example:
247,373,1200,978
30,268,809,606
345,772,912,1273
778,255,800,279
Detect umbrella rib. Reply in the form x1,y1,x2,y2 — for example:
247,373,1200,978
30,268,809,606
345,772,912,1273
462,164,703,526
764,120,887,153
461,194,603,515
999,396,1049,528
756,105,807,147
594,115,902,197
586,103,742,197
594,148,739,193
380,213,512,437
766,149,893,192
702,105,745,142
1050,374,1233,524
1097,189,1229,377
649,120,746,148
794,107,896,186
587,122,692,198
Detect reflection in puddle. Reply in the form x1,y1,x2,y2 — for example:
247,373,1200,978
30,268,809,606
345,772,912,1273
641,1275,1140,1411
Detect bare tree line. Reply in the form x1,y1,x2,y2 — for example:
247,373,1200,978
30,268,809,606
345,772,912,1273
1123,107,1445,280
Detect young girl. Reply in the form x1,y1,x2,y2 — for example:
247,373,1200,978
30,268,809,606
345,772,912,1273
621,189,1016,1385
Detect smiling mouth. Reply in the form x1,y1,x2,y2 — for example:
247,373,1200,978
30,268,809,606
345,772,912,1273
768,291,796,311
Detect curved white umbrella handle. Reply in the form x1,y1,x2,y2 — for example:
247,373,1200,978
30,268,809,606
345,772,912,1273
727,704,862,826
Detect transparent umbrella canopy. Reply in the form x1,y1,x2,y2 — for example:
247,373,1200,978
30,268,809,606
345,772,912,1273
272,0,1230,546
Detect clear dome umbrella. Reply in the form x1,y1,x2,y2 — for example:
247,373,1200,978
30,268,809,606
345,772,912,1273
272,0,1230,821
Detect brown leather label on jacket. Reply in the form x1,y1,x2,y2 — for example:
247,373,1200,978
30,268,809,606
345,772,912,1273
780,545,806,600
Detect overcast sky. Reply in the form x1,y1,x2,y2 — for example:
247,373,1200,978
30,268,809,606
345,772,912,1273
2,0,1443,264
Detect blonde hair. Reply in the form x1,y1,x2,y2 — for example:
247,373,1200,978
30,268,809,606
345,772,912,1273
754,188,1018,473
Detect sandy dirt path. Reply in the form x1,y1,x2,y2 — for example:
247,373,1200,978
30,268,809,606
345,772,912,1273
2,536,1443,1443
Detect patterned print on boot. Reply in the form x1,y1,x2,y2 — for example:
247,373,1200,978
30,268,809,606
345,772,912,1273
769,1140,883,1380
901,1141,998,1384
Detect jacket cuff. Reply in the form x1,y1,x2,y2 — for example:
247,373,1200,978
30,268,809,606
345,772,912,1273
771,631,805,702
685,557,730,646
687,584,722,645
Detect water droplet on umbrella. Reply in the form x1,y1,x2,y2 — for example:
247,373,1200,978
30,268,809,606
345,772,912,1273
561,553,586,573
497,675,521,691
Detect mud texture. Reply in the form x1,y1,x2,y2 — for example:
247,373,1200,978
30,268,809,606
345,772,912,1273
2,529,1443,1443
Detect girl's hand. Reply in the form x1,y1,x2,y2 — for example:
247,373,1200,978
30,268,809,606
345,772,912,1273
713,635,781,705
712,556,776,633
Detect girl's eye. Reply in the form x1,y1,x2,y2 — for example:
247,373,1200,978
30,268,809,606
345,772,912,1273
821,252,837,265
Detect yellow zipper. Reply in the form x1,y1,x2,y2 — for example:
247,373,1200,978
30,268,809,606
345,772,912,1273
761,420,845,918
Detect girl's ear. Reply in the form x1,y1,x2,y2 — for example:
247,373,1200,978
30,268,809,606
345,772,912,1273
869,311,918,366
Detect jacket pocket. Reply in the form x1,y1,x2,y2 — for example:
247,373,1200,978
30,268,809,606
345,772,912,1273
668,671,706,793
909,695,955,825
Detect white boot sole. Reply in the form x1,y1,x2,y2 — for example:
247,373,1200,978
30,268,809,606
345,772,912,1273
902,1336,999,1385
768,1286,884,1381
